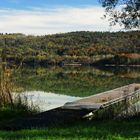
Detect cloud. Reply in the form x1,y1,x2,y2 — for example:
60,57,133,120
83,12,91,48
0,6,122,35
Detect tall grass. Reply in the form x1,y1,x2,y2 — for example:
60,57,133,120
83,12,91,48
0,63,14,108
0,54,38,121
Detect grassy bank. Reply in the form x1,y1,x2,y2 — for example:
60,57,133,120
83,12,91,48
0,62,39,131
0,118,140,140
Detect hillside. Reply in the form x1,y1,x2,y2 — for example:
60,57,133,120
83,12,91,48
0,31,139,66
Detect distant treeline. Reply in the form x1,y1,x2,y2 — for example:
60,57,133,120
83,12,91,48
0,31,140,66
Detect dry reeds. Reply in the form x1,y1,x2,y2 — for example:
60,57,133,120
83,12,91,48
0,63,14,108
0,60,39,113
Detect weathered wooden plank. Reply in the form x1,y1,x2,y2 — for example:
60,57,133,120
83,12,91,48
63,83,140,111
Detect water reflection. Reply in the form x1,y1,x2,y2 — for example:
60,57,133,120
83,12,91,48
18,91,81,111
97,66,140,78
13,66,140,97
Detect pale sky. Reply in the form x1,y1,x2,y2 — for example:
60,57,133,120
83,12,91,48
0,0,123,35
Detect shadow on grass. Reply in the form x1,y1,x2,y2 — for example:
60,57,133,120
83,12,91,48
0,107,89,130
0,118,140,140
0,108,140,140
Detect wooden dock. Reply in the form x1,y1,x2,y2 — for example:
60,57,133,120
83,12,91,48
63,83,140,111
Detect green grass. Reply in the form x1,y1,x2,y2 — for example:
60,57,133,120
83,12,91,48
0,108,32,122
1,66,140,140
0,119,140,140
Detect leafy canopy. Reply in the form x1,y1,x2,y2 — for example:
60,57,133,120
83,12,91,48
100,0,140,29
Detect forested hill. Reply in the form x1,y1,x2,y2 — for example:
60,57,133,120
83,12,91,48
0,31,140,66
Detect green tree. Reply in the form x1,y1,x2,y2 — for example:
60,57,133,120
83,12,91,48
100,0,140,29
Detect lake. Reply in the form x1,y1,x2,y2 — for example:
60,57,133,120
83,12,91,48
12,66,140,111
13,66,140,96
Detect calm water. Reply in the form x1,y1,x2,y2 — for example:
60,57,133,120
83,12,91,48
16,91,81,111
13,66,140,97
12,66,140,111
